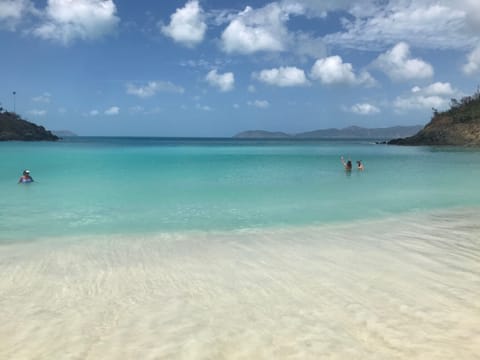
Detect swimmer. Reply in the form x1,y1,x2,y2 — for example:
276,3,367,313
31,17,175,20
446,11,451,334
356,160,364,171
341,156,352,171
18,169,34,183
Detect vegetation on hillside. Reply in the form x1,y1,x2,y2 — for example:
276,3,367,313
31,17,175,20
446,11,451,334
0,109,59,141
389,88,480,146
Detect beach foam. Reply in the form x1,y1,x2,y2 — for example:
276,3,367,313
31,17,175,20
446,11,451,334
1,208,479,359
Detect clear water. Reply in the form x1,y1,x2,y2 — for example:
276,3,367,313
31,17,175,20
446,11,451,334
2,138,480,359
1,137,480,240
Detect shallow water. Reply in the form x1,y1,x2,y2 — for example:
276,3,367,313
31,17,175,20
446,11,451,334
1,137,480,240
0,209,479,359
1,138,479,358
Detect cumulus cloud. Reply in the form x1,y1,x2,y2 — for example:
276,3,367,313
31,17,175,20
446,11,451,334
104,106,119,115
221,3,288,54
254,66,309,87
393,81,458,112
310,55,375,86
126,81,185,98
32,0,119,45
463,46,480,75
349,103,380,115
373,42,433,81
161,0,206,48
205,69,235,92
421,82,455,96
248,100,270,109
394,95,447,112
89,109,99,116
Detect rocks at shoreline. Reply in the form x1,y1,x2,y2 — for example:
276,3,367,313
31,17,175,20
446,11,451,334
0,112,59,141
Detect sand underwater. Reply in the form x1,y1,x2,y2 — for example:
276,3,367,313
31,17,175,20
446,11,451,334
1,209,479,359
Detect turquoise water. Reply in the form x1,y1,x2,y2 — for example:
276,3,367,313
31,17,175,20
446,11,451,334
1,137,480,240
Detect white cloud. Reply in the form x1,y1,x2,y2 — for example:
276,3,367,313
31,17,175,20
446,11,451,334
394,95,447,112
32,0,119,45
89,109,99,116
126,81,185,98
220,4,288,54
349,103,380,115
421,82,455,96
27,109,47,116
104,106,119,115
161,0,206,48
280,0,334,17
254,66,309,87
463,46,480,75
248,100,270,109
32,92,52,103
205,69,235,92
0,0,34,29
310,55,375,86
393,81,458,112
373,42,433,81
323,1,477,51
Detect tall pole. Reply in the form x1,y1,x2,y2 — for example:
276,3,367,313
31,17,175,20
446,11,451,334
12,91,16,113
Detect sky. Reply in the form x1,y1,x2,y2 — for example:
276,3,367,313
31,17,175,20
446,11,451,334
1,0,480,136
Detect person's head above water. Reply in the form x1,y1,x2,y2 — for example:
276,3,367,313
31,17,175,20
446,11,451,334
19,169,34,183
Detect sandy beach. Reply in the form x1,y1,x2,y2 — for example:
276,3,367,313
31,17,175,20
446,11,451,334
1,208,479,359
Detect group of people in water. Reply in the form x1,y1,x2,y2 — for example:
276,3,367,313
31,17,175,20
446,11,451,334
341,156,364,171
18,159,362,184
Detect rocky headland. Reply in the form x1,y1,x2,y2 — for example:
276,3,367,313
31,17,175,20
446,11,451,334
0,111,59,141
389,90,480,146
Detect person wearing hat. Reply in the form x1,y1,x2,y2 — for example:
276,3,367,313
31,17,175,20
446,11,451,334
18,169,34,183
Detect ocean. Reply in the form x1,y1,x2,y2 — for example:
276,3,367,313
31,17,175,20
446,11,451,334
1,137,479,359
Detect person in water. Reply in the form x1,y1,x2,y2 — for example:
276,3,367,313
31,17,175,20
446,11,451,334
340,156,352,171
356,160,364,171
18,169,34,183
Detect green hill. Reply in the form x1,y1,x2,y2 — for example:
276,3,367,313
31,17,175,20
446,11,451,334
389,90,480,146
0,111,59,141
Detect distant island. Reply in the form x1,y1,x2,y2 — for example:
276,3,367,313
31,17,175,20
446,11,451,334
0,111,59,141
234,125,423,140
389,90,480,146
52,130,77,137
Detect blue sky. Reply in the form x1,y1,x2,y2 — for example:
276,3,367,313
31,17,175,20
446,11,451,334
1,0,480,136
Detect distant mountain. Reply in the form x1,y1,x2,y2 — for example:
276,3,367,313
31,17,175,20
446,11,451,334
0,111,59,141
233,130,291,139
52,130,78,137
296,125,423,139
233,125,423,139
389,91,480,146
